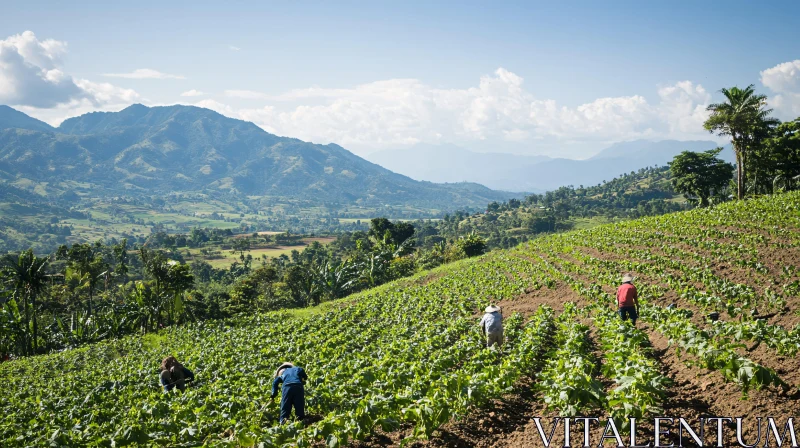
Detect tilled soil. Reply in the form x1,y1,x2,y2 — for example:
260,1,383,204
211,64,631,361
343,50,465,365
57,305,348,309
348,227,800,447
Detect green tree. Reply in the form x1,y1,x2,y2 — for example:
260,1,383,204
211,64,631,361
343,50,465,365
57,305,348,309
66,244,107,316
112,239,129,284
230,265,279,311
140,248,194,326
368,218,394,243
283,265,321,307
669,148,734,207
758,118,800,192
316,260,357,302
457,233,487,257
704,85,778,200
2,250,49,354
390,222,415,246
231,238,251,262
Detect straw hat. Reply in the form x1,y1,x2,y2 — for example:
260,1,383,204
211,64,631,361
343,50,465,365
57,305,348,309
485,305,501,313
621,274,634,283
275,362,294,377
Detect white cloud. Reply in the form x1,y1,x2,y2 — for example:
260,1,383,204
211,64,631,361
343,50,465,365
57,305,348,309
761,60,800,93
0,30,140,125
230,68,716,156
6,31,779,158
229,45,241,51
15,79,141,126
0,31,86,107
657,81,712,135
180,89,205,97
761,60,800,119
76,79,139,104
102,68,186,80
192,99,234,116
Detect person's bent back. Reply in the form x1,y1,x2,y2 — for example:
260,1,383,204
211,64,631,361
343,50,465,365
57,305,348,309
271,362,308,424
159,356,195,392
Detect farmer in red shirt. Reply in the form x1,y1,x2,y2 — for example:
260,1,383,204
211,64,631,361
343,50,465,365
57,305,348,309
616,274,639,326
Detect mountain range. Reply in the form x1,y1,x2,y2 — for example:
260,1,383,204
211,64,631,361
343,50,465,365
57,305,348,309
367,140,735,192
0,104,516,210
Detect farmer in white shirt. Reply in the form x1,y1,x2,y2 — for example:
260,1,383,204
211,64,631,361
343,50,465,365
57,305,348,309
479,304,503,347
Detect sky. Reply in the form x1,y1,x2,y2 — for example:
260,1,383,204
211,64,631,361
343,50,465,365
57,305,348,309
1,0,799,158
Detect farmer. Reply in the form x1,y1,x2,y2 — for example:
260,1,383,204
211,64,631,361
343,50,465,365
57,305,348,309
616,274,640,327
271,362,308,424
159,356,195,392
479,304,503,347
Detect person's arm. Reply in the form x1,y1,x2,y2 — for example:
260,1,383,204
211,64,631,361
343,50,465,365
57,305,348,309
615,286,621,308
182,367,195,382
633,286,639,309
160,371,173,391
299,368,307,384
271,376,283,399
479,315,487,335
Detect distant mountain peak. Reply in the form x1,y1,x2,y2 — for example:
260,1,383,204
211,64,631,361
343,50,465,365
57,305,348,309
57,103,269,137
0,105,55,133
365,140,729,192
0,104,517,210
589,139,719,160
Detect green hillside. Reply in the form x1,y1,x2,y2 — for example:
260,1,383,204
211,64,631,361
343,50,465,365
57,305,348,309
0,104,515,209
0,105,54,132
1,192,798,446
433,165,687,250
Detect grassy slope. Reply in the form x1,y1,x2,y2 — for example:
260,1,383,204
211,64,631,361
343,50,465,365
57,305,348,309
1,192,798,447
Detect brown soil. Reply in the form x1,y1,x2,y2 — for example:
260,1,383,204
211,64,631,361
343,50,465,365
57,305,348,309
497,283,589,318
351,313,799,448
645,328,800,446
346,218,800,447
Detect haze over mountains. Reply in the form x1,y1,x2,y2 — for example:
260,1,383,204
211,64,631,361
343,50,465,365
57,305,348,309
0,104,515,210
367,141,736,192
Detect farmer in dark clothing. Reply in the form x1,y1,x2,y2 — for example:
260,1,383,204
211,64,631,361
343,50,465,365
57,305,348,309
159,356,195,392
271,362,308,424
616,274,640,326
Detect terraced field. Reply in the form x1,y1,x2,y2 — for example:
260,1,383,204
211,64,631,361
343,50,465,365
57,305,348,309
1,192,798,447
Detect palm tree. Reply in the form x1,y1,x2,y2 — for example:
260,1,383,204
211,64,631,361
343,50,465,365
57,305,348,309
704,85,778,200
2,250,49,354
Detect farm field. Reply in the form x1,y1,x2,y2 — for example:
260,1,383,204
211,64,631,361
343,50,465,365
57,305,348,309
1,192,799,447
184,237,337,268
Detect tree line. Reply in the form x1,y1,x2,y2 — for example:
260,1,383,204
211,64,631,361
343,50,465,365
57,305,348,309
0,219,487,357
671,85,800,206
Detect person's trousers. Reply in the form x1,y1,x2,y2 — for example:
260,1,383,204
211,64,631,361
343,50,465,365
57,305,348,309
618,306,638,324
486,330,503,347
280,384,305,423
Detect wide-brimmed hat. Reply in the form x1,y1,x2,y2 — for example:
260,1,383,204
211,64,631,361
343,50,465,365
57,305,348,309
275,362,294,377
485,305,501,313
622,274,634,283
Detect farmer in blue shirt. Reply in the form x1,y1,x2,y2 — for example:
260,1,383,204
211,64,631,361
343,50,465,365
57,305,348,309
271,362,308,424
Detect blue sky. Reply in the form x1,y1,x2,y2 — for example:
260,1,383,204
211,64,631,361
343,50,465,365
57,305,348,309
1,0,799,157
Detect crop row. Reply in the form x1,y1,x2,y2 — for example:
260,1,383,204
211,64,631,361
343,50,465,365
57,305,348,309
526,243,787,395
536,303,605,416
